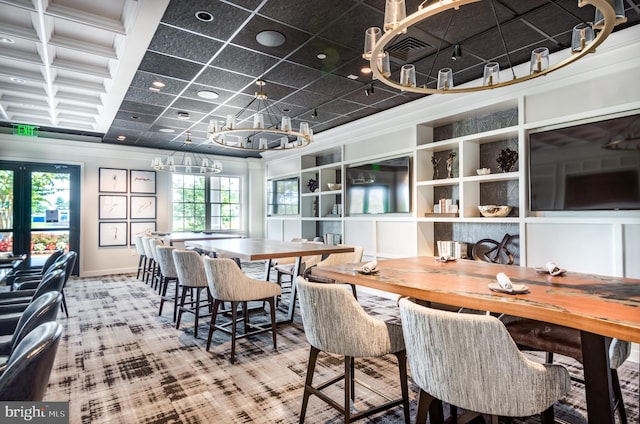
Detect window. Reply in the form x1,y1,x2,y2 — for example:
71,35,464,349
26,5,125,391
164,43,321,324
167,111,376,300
172,174,240,231
267,177,299,216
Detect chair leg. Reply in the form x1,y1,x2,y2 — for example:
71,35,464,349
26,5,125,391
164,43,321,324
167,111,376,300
266,297,277,350
193,288,202,338
173,282,180,322
206,299,223,351
394,351,411,424
176,285,188,330
416,389,444,424
136,255,145,279
299,346,320,424
61,289,69,318
611,369,628,424
344,355,353,423
230,301,239,364
539,405,555,424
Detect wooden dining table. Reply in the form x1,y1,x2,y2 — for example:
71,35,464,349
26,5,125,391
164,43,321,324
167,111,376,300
186,238,354,321
310,256,640,424
156,231,242,246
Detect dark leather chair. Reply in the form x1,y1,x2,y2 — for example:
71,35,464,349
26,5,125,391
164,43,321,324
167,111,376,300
12,251,76,317
0,321,63,401
7,250,63,284
0,269,65,316
0,291,62,374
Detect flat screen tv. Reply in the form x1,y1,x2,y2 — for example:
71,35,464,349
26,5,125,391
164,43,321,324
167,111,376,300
346,155,412,215
529,114,640,211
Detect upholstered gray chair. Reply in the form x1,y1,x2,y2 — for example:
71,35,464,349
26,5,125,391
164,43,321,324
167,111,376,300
172,250,211,339
304,245,364,298
203,257,281,364
398,298,571,424
148,238,165,292
296,277,410,423
134,236,148,280
141,236,158,286
0,321,63,401
154,245,179,322
503,317,631,424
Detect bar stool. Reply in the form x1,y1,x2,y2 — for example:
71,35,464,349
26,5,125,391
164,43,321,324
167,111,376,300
154,245,179,322
172,250,211,339
296,277,410,423
134,236,147,280
398,299,571,424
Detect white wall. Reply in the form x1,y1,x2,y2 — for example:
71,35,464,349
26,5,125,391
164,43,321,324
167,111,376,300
0,135,264,277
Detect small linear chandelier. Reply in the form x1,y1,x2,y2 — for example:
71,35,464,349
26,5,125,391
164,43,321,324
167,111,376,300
364,0,627,94
207,80,313,151
151,131,223,174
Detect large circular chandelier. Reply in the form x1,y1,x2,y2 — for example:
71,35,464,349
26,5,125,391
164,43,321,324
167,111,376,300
151,131,223,174
207,80,314,151
365,0,627,94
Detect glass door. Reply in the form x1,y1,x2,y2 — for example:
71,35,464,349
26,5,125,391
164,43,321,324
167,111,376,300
0,161,80,273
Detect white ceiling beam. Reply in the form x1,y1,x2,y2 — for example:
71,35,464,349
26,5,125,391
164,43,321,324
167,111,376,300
51,58,111,78
50,34,118,59
54,76,106,93
45,4,126,35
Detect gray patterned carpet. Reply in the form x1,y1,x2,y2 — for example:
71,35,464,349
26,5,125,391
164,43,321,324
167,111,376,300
45,263,638,423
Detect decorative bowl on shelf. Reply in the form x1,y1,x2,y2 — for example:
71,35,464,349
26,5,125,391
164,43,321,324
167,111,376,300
327,183,342,190
476,168,491,175
478,205,512,217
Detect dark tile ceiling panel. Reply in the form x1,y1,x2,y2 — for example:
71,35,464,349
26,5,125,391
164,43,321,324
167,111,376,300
147,25,224,64
97,0,640,156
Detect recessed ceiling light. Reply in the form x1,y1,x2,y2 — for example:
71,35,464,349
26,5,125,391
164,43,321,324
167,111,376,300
317,53,327,60
117,135,126,141
152,80,165,88
177,111,190,120
197,90,219,100
149,87,160,92
256,30,286,47
0,36,15,44
195,10,214,22
347,74,359,80
361,67,372,74
159,128,175,133
131,115,140,120
10,77,25,83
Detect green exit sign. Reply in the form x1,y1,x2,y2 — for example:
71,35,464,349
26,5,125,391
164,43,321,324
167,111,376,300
13,123,39,137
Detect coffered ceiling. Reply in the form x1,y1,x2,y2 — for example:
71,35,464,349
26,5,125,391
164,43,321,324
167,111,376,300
0,0,638,159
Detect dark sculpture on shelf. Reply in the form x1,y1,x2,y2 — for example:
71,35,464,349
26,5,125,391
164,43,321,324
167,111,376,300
497,148,518,173
307,178,318,193
431,156,441,179
446,152,456,178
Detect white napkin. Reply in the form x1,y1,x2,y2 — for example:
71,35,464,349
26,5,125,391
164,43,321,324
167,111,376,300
361,261,378,273
545,261,563,276
496,272,513,290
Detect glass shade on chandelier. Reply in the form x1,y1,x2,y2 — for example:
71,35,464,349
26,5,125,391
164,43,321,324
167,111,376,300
571,22,595,52
529,48,550,74
363,0,625,94
207,80,313,151
151,149,222,175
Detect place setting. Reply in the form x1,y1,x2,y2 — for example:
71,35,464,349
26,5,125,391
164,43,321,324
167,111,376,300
488,272,530,294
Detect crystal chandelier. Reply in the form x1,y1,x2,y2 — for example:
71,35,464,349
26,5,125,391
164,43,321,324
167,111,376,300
207,80,313,151
151,131,223,174
364,0,627,94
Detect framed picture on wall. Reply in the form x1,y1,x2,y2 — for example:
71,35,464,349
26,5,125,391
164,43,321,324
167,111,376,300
130,221,156,245
99,168,127,193
99,222,127,247
130,170,156,194
98,195,127,220
130,196,156,219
